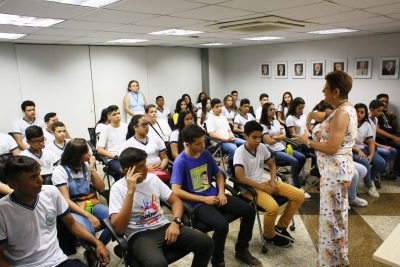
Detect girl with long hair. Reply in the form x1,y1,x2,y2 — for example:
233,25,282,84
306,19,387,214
173,99,188,125
221,95,238,126
170,110,194,159
277,92,292,125
196,97,212,129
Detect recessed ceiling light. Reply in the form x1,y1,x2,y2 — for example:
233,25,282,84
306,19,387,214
0,13,64,27
45,0,121,8
107,39,149,43
0,32,26,39
242,36,284,41
308,28,358,34
200,42,232,46
148,29,203,36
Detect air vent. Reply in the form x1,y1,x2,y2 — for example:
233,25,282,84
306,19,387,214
206,16,317,33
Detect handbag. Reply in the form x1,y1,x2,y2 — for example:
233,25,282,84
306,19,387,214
74,192,99,210
148,170,170,182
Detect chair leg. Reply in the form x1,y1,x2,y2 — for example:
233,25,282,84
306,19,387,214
116,258,125,267
303,178,319,193
290,218,296,231
253,197,268,254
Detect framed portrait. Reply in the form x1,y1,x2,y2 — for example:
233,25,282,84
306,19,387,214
331,59,347,73
311,60,325,79
292,60,306,79
354,58,372,79
379,57,399,80
275,61,287,79
260,63,271,78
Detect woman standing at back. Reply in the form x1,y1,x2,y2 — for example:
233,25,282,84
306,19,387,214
123,80,148,123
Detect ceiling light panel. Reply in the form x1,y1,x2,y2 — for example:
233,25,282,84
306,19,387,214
200,42,232,46
0,32,26,39
0,13,64,27
45,0,121,8
243,36,284,40
107,39,149,43
308,28,358,34
148,29,203,35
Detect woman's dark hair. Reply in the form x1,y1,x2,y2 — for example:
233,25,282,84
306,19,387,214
287,97,305,117
259,102,275,130
61,138,89,171
182,94,193,112
318,103,333,112
197,92,207,104
280,92,293,108
127,114,145,140
325,71,352,99
95,108,108,130
354,103,370,125
175,110,193,153
174,99,186,113
200,97,211,125
127,80,139,92
312,100,326,112
145,104,157,113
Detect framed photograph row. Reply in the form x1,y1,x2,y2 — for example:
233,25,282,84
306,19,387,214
260,57,399,79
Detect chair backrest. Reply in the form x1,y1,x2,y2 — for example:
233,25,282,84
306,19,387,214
88,127,96,147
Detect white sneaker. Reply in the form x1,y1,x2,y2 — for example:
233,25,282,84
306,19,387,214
365,185,380,198
301,188,311,199
288,177,294,186
349,197,368,207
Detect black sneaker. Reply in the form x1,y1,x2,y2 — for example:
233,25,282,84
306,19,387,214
84,251,100,267
381,173,397,180
274,225,295,243
235,248,262,267
264,234,291,248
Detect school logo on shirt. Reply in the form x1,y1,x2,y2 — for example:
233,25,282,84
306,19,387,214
154,146,159,154
190,164,210,192
46,211,55,226
0,145,6,151
45,159,51,167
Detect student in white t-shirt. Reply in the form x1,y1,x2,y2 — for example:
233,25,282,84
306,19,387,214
233,98,255,134
97,105,128,181
170,110,194,159
156,96,172,122
95,108,110,140
109,147,213,267
255,93,269,122
276,92,292,125
0,133,19,156
231,90,241,108
45,121,70,159
0,156,110,267
13,100,46,151
43,112,72,146
221,94,238,127
146,104,171,142
196,97,212,129
195,92,207,110
20,126,59,177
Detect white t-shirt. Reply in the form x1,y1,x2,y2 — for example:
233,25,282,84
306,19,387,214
221,106,236,122
148,120,171,142
0,185,69,267
261,121,285,151
196,109,213,125
234,113,255,130
286,114,307,135
118,136,166,166
20,149,60,175
255,106,262,120
276,105,288,121
195,103,202,110
43,129,54,146
13,117,46,147
233,143,271,184
312,123,321,141
109,174,171,240
206,114,231,146
52,162,91,189
97,123,128,161
156,107,171,122
369,117,378,140
355,121,373,149
169,129,179,144
0,133,18,155
95,123,108,136
45,139,70,161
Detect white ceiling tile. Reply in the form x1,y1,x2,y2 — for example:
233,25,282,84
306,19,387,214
185,0,232,4
218,0,321,13
364,3,400,15
0,0,94,20
33,28,97,37
134,16,206,28
354,21,400,31
104,24,169,33
66,36,114,43
375,27,400,33
75,10,158,24
52,20,123,30
105,0,206,15
269,2,354,20
333,16,397,27
307,10,377,24
14,39,61,44
19,34,74,41
0,25,43,34
388,13,400,20
330,0,400,9
86,31,150,38
172,5,255,20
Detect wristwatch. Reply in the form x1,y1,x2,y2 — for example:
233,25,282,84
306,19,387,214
113,155,118,160
172,217,182,225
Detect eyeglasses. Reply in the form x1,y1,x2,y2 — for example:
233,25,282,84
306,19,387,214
136,122,149,128
30,138,46,145
268,108,276,112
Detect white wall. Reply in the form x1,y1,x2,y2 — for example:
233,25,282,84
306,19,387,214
222,33,400,114
208,48,225,101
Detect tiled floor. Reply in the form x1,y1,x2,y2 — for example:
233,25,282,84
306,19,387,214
70,162,400,267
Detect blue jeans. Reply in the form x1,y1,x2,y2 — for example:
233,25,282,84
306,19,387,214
221,138,246,160
376,147,398,173
71,204,112,245
108,159,124,181
348,162,367,200
275,150,306,188
352,147,386,187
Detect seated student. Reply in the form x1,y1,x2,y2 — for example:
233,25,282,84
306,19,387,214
95,108,110,140
196,97,212,129
171,124,261,267
0,133,20,157
369,100,398,179
146,104,172,142
233,98,255,135
13,100,46,151
234,121,304,246
52,138,112,266
44,112,72,146
45,121,70,159
259,102,309,198
109,147,214,267
231,90,241,108
20,126,59,176
195,92,207,110
182,94,195,113
352,103,385,198
221,95,238,127
170,110,194,160
0,156,110,267
255,93,269,122
173,99,187,125
97,105,128,181
156,96,173,122
276,92,292,125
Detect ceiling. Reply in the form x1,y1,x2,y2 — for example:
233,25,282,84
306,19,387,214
1,0,400,47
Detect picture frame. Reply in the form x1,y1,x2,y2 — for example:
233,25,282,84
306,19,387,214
354,58,372,79
331,59,347,73
311,60,325,79
260,63,271,78
292,60,306,79
275,61,287,79
379,57,399,80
